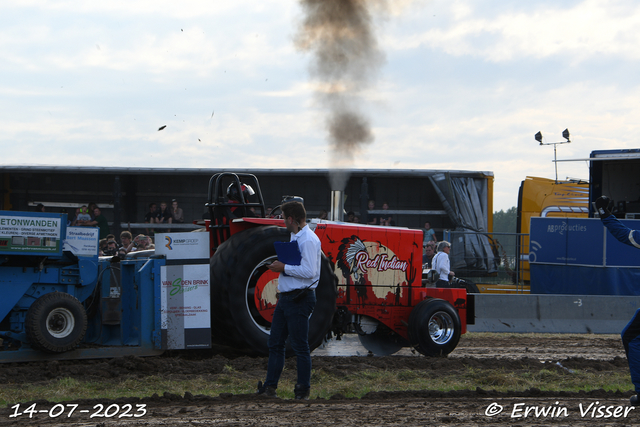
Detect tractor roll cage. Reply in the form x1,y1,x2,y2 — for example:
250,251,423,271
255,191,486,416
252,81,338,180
206,173,267,249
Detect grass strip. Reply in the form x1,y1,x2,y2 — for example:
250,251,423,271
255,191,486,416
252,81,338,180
0,366,631,405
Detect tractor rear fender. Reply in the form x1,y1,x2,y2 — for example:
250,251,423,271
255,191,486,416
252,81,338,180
229,217,284,236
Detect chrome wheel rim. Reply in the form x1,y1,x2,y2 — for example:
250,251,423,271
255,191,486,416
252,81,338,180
428,311,454,345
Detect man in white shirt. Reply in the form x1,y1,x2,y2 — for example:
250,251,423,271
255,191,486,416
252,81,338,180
433,240,455,287
257,201,321,400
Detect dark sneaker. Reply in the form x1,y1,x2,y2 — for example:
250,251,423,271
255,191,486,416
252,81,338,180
631,395,638,406
256,381,277,397
294,384,310,400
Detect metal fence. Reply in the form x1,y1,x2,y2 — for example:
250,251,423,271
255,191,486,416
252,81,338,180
443,230,529,290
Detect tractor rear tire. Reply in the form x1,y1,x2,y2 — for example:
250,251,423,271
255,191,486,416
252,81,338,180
210,225,338,355
408,298,461,357
25,292,88,353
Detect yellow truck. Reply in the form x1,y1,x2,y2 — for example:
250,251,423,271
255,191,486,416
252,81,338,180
516,176,589,284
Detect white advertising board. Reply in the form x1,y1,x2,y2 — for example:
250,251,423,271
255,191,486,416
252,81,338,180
155,232,209,260
63,227,99,256
160,264,211,349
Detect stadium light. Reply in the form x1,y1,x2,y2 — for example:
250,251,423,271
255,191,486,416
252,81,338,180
535,129,571,183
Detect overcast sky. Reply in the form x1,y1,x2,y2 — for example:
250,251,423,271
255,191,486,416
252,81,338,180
2,0,639,211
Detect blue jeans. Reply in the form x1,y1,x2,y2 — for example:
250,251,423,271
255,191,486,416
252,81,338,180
264,290,316,390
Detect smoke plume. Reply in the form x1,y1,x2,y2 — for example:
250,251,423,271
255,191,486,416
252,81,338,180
296,0,386,190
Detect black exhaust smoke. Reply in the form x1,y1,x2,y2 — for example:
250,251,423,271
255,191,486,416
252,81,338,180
295,0,386,192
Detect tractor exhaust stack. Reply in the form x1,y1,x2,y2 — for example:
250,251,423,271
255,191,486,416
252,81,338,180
330,190,344,221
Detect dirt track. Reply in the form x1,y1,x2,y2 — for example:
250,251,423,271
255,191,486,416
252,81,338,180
0,333,635,426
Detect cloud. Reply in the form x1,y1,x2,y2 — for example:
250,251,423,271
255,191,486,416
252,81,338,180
361,71,640,209
384,0,640,62
0,1,298,77
3,0,280,19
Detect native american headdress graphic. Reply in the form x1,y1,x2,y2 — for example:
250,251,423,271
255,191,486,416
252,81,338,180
337,235,366,281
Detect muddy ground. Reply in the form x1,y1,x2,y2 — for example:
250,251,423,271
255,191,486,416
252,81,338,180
0,333,635,426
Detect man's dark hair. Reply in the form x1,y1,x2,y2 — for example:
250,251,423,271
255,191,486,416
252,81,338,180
282,201,306,224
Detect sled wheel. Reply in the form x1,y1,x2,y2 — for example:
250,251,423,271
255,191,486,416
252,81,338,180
211,226,337,355
25,292,88,353
358,327,408,356
408,298,461,357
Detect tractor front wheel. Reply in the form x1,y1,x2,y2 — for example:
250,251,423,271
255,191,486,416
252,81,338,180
408,298,461,357
25,292,88,353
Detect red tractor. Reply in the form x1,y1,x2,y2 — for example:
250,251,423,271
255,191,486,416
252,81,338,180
206,173,473,357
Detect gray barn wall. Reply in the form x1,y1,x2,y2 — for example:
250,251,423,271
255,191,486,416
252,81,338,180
1,168,492,240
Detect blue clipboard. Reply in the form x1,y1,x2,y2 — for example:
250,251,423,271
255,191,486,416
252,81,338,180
274,240,301,266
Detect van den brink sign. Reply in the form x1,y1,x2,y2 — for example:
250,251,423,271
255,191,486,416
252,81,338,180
160,264,211,350
158,232,211,350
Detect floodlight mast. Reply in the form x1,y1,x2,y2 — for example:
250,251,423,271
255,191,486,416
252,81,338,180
535,129,571,184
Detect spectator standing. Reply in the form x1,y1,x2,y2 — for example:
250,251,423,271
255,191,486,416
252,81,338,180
144,203,159,235
144,203,159,223
423,241,436,268
89,207,110,239
158,202,173,224
422,221,437,244
171,199,184,223
74,206,92,226
367,200,380,225
87,202,98,219
120,231,133,253
379,202,393,226
158,201,173,232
